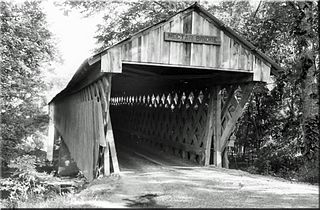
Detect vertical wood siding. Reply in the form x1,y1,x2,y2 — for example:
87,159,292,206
100,9,271,82
53,76,119,180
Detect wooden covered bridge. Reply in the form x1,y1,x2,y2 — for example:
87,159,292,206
47,3,282,181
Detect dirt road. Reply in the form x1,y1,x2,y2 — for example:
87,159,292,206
68,144,319,208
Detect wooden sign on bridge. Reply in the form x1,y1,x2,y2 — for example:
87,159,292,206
164,32,221,45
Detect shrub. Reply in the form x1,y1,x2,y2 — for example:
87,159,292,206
0,155,57,207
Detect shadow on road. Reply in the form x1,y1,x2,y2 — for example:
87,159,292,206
123,193,169,208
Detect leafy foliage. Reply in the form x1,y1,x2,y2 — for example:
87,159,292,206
0,155,55,207
224,1,319,182
0,1,57,164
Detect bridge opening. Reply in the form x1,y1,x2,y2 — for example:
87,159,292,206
110,63,252,168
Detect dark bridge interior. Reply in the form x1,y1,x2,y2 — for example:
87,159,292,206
110,63,252,169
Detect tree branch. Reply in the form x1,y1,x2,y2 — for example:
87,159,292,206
153,1,167,10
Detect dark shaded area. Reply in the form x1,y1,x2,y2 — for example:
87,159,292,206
123,193,169,208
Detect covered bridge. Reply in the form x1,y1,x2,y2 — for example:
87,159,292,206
47,3,282,181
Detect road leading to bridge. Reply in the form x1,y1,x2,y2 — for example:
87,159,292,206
71,143,319,208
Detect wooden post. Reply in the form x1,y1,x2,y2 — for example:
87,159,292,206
104,142,110,175
214,85,222,167
97,79,110,175
102,75,120,174
106,112,120,174
47,104,55,161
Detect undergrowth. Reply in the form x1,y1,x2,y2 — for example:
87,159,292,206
0,154,86,208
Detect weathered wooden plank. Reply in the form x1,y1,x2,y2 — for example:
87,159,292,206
92,100,98,178
231,39,240,69
111,47,122,73
249,52,254,71
97,99,106,147
101,51,110,72
101,47,122,73
161,23,170,64
141,33,148,62
47,104,55,161
131,37,138,62
121,43,126,61
253,57,262,81
96,78,110,175
137,36,142,62
106,112,120,173
191,11,203,66
147,30,155,62
127,41,132,61
239,45,245,69
182,12,192,66
154,27,161,63
221,33,230,68
202,18,209,67
214,86,222,167
97,80,107,114
208,23,219,67
169,16,182,64
104,143,110,176
243,48,251,70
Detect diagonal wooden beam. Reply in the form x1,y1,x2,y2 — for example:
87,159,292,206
221,85,237,119
214,85,222,167
106,112,120,174
220,83,254,153
204,87,216,166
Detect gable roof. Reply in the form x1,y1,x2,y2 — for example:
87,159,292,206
49,2,283,104
89,2,283,73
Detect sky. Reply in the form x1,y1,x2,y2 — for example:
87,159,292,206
42,0,102,81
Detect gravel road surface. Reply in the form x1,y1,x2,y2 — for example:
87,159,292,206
71,143,319,208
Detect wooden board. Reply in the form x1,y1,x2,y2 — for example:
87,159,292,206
47,104,55,161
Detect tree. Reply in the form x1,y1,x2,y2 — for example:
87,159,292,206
1,1,57,165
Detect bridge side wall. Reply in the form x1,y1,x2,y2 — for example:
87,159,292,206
48,75,119,180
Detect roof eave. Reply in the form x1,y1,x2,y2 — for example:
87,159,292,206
194,4,284,76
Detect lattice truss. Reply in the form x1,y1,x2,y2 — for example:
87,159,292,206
111,87,210,164
110,82,253,165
